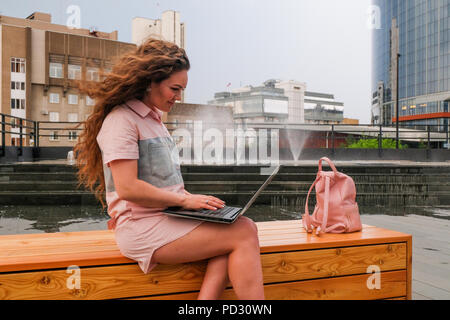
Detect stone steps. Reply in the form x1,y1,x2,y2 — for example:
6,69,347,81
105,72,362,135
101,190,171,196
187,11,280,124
1,180,449,193
0,190,445,208
0,164,449,209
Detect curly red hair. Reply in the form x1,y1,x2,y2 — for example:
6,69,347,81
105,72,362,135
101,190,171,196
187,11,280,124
74,38,190,207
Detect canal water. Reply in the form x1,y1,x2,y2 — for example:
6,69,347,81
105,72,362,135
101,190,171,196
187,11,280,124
0,203,449,235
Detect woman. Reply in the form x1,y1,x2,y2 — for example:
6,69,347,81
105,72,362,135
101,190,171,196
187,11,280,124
74,38,264,300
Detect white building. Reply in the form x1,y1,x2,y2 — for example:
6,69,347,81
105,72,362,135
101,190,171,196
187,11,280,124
132,10,185,49
211,79,344,125
209,84,289,124
272,80,306,123
304,91,344,124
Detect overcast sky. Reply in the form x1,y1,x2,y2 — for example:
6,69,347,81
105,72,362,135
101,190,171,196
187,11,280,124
2,0,373,123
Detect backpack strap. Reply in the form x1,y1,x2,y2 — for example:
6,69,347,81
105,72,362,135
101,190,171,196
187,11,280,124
302,175,320,232
316,175,330,235
324,223,347,233
319,157,338,174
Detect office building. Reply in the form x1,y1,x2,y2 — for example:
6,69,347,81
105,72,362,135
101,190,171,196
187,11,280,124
0,12,136,146
371,0,450,132
304,91,344,124
132,10,185,48
210,80,345,125
209,83,289,124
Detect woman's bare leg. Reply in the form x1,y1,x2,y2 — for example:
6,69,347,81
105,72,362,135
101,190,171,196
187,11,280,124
152,217,264,300
197,254,229,300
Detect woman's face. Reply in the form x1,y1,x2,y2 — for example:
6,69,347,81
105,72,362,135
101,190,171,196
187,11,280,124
145,70,188,113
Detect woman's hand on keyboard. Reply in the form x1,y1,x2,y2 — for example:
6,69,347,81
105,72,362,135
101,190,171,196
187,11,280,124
180,194,226,211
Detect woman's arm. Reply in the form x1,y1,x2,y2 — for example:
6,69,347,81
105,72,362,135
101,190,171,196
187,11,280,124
109,159,225,210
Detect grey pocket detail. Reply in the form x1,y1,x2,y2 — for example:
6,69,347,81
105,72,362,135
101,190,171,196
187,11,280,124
138,138,183,188
103,163,116,193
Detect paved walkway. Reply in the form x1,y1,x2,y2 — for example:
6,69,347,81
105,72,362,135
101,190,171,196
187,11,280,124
362,214,450,300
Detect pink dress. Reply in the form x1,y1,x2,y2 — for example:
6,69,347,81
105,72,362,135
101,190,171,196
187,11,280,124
96,98,204,274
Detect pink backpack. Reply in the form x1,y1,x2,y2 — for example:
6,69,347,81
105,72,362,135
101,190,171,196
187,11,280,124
302,157,362,235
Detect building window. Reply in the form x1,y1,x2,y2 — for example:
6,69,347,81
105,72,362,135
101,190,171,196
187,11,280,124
10,99,25,110
49,63,63,78
85,95,95,106
11,81,25,90
11,137,25,146
49,112,59,122
68,64,82,80
68,113,78,122
86,67,99,82
49,131,59,141
11,118,19,129
49,93,60,104
68,94,78,105
11,58,25,73
68,131,78,141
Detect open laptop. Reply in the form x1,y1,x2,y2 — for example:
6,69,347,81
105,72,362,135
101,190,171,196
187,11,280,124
163,165,281,224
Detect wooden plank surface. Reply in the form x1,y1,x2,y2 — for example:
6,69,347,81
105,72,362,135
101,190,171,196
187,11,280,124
0,242,407,300
0,220,411,273
132,271,407,300
261,243,406,283
0,263,206,300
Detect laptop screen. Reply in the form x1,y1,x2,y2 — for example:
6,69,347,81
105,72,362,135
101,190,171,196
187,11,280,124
239,165,281,215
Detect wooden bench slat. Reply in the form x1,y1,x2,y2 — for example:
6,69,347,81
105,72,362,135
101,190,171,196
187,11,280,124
0,221,410,273
260,243,407,283
0,242,407,300
0,251,134,274
131,270,407,300
1,243,120,257
0,263,206,300
0,219,412,300
259,228,410,253
0,230,114,242
0,226,402,257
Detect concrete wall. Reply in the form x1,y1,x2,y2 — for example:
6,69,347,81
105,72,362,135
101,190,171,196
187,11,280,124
289,148,450,162
2,146,449,164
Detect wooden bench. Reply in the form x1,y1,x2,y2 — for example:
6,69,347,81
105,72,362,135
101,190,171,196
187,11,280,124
0,220,412,300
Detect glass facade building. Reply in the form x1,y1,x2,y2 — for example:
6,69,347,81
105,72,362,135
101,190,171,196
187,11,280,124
371,0,450,132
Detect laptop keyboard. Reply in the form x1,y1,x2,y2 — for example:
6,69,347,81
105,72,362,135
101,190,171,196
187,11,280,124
199,206,238,217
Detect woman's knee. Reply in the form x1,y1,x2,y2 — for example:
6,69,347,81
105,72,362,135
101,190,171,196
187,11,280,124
233,217,259,245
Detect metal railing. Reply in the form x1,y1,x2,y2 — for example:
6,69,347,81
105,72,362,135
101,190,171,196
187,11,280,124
1,112,449,158
1,114,37,156
0,113,83,156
